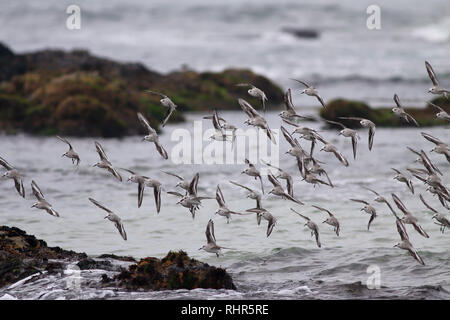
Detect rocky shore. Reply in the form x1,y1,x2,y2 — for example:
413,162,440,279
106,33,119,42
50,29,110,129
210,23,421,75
0,42,283,137
0,225,235,291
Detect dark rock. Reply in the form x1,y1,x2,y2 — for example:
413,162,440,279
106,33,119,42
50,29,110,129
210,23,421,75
282,27,320,39
109,250,236,291
0,225,87,288
0,226,236,291
0,42,284,137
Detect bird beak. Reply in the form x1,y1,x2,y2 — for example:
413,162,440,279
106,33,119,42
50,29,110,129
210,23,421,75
61,154,65,157
198,247,203,250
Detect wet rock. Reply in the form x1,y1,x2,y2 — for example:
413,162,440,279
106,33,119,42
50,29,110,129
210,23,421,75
109,250,236,291
0,226,236,291
0,42,283,137
0,226,87,288
282,27,320,39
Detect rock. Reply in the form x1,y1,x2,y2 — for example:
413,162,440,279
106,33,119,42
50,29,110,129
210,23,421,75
0,42,284,137
282,27,320,39
320,98,449,127
0,226,236,291
0,226,87,288
108,251,236,291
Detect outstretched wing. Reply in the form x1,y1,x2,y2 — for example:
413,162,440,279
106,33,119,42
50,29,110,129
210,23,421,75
0,156,14,170
137,112,156,134
31,180,45,201
216,184,226,207
94,141,108,161
290,78,311,88
56,135,73,150
89,197,114,214
425,61,439,86
419,194,438,214
206,219,216,244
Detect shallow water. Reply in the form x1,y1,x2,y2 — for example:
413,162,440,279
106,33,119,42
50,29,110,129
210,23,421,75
0,111,449,299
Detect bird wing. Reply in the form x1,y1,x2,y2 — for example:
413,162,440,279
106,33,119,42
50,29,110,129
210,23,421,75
216,185,226,207
325,120,346,129
281,126,297,147
206,219,216,244
425,61,439,86
315,94,326,108
167,191,184,197
350,199,369,205
137,182,145,208
31,180,45,201
312,205,333,216
162,171,183,180
421,132,445,146
238,98,260,118
290,208,309,221
368,125,375,151
391,194,409,215
154,185,161,213
144,90,167,98
89,197,114,214
0,156,14,170
137,112,156,134
154,141,168,160
267,173,281,188
189,173,199,196
284,88,295,112
290,78,311,88
229,180,253,192
428,102,444,112
94,141,108,161
393,94,403,109
419,194,438,214
162,107,175,127
56,135,73,150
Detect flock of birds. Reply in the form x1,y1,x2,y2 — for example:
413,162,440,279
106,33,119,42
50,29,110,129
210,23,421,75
1,60,449,265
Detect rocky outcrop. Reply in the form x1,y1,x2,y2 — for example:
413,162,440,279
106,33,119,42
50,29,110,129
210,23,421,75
0,226,87,288
320,98,450,127
0,225,236,291
102,251,236,291
0,43,284,137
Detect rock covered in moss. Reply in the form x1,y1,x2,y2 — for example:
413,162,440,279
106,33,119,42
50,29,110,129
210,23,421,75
320,98,448,127
104,250,236,291
0,42,283,137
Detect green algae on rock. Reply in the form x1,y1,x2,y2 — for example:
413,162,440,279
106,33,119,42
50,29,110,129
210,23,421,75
0,43,283,137
320,98,450,128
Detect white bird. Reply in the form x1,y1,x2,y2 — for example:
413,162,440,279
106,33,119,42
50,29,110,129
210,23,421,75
236,83,268,112
421,132,450,163
419,194,450,234
31,180,59,217
279,88,315,122
324,119,360,159
215,185,249,223
391,193,429,238
0,156,25,198
392,94,419,126
145,90,177,127
89,197,127,240
425,61,450,97
162,171,190,193
267,173,304,205
393,207,425,266
312,205,340,236
392,168,414,194
199,219,230,257
428,103,450,122
246,207,277,237
241,158,264,194
290,78,326,108
137,112,168,159
338,117,376,151
93,141,122,182
315,135,349,167
120,168,150,208
239,98,276,144
56,135,80,165
291,208,321,248
261,160,293,196
350,199,377,230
